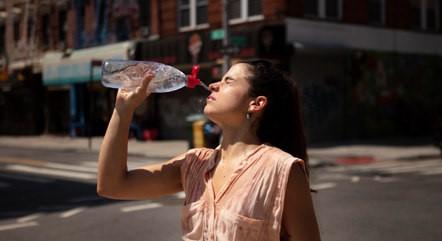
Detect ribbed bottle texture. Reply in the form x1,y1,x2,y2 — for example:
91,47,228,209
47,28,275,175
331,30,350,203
101,60,187,93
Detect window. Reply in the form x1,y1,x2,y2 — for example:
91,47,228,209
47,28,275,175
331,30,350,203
178,0,208,30
0,24,4,55
426,0,440,30
95,0,109,43
304,0,319,16
248,0,263,17
58,9,67,45
368,0,385,25
14,19,20,42
303,0,342,19
410,0,440,31
42,14,50,48
228,0,263,23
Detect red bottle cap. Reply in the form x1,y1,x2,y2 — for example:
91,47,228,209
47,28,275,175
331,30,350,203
187,65,201,88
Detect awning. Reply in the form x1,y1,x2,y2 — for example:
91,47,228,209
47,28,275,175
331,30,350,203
286,18,442,56
41,41,135,86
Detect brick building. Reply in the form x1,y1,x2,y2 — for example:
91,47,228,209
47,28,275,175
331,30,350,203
0,0,441,142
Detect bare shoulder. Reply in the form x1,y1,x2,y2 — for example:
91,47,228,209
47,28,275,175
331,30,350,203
261,144,304,165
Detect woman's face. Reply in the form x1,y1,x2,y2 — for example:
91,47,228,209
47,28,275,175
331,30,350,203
204,63,253,127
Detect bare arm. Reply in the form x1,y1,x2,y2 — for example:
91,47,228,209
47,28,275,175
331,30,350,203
97,74,184,200
282,162,321,241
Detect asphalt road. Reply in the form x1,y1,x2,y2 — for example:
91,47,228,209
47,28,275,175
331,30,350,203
0,146,441,241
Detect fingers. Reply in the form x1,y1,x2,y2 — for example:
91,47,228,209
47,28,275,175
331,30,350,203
139,72,154,92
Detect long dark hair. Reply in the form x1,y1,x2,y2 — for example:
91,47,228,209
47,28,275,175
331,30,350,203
240,60,309,175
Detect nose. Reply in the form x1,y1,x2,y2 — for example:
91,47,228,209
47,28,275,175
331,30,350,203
208,81,220,92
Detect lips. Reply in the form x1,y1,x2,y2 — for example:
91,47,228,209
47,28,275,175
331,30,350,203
207,95,216,101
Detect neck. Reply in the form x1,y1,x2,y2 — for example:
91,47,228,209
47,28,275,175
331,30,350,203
218,125,261,163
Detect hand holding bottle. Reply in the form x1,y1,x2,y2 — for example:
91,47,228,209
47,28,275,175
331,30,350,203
115,72,154,116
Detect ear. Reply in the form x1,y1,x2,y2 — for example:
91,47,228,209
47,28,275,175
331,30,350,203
248,96,267,113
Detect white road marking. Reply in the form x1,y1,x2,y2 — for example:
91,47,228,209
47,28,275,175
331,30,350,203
60,207,86,218
17,213,41,223
175,191,186,199
374,176,398,183
383,160,441,174
5,164,96,180
0,172,52,183
121,203,163,212
45,162,97,173
80,161,98,167
311,182,337,190
349,161,403,171
351,176,360,183
421,166,442,175
0,222,38,231
69,196,102,203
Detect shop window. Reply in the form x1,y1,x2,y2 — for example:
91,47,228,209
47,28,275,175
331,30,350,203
228,0,263,23
178,0,208,31
368,0,385,25
303,0,342,20
410,0,440,31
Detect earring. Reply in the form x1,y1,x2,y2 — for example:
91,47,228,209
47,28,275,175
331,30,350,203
246,112,252,120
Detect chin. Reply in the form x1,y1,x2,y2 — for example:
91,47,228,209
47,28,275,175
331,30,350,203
203,108,220,123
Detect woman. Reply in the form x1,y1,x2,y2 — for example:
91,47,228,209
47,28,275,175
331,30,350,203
97,60,321,241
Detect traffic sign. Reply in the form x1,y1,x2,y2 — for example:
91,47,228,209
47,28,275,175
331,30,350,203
211,29,225,40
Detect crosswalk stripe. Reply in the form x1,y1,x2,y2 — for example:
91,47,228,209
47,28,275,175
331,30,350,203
0,172,52,183
60,207,86,218
17,213,41,223
311,182,337,190
121,203,163,212
45,162,97,173
420,166,442,175
0,222,38,232
175,191,186,199
382,160,441,174
5,164,96,180
348,161,403,171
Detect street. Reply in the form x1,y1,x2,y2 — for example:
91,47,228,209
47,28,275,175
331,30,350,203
1,146,441,241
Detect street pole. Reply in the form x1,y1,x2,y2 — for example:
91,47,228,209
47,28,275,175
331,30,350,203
222,0,230,74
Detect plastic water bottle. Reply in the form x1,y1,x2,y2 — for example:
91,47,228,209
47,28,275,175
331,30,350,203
101,59,208,93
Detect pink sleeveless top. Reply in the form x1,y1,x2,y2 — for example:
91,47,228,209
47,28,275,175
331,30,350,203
180,144,306,241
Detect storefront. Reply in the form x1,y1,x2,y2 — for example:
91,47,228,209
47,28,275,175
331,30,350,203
0,57,45,135
286,18,442,142
41,41,135,136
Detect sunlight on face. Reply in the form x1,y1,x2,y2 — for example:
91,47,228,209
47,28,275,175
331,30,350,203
203,63,254,126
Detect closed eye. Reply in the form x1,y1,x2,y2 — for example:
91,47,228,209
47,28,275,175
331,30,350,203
224,76,234,84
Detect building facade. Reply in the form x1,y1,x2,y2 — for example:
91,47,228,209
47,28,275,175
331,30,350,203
0,0,441,142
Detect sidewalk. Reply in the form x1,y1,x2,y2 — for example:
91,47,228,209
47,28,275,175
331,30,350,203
0,135,189,160
0,135,439,164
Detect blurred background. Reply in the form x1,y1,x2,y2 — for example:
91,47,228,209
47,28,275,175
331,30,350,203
0,0,441,241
